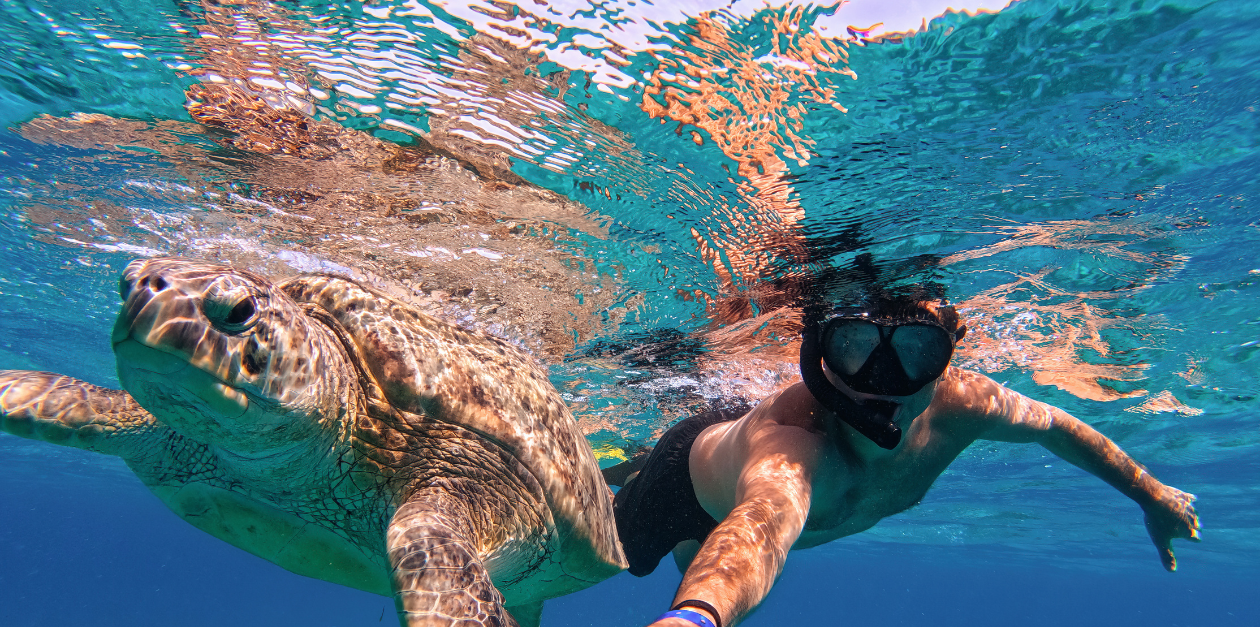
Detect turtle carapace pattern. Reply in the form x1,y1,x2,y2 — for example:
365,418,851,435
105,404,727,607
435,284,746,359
0,257,626,627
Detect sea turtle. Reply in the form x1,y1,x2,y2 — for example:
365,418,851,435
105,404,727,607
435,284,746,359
0,257,626,627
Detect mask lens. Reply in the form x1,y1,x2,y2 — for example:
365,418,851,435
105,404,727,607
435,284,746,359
823,320,881,375
890,324,953,382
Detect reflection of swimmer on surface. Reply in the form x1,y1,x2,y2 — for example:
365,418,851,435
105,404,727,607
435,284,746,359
605,293,1201,627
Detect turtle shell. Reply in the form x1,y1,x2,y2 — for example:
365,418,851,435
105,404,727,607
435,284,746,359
280,274,627,595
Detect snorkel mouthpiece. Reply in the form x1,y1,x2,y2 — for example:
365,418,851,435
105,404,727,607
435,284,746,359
800,326,902,450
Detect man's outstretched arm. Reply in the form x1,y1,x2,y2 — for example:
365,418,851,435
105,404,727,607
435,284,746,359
649,425,820,627
967,375,1201,570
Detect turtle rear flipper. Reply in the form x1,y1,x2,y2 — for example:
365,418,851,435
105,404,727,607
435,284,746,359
0,370,161,459
388,490,519,627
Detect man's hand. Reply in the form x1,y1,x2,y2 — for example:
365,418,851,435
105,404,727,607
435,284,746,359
1142,485,1201,571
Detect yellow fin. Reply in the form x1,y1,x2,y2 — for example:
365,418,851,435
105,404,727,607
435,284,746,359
591,442,627,462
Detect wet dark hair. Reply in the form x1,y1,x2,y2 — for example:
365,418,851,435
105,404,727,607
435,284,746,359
857,293,961,334
802,285,962,335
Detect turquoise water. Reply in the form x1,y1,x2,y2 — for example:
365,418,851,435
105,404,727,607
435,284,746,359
1,0,1258,625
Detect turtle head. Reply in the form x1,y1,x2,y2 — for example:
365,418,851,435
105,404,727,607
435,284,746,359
112,258,353,457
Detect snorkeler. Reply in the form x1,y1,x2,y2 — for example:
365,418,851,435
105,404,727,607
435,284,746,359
609,295,1201,627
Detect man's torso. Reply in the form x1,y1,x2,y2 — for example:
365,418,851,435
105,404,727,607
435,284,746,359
689,371,989,549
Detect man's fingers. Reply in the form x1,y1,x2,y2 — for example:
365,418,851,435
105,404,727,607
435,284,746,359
1145,514,1178,572
1159,545,1177,572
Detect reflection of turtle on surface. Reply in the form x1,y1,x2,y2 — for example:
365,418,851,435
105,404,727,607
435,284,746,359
0,258,626,627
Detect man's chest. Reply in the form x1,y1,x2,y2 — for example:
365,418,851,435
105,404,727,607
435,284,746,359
796,435,967,546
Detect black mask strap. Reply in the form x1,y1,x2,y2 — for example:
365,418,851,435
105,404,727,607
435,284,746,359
800,325,902,450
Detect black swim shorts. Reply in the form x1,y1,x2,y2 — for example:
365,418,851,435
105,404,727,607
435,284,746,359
612,406,750,577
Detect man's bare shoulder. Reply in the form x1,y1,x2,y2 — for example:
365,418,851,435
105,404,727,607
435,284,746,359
695,384,827,457
756,383,830,430
927,367,1069,442
689,385,828,518
931,367,1013,418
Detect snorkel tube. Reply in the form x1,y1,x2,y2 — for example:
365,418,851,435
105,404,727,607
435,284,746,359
800,325,902,450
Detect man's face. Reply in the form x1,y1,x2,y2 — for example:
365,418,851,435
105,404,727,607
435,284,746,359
818,305,962,397
822,360,942,427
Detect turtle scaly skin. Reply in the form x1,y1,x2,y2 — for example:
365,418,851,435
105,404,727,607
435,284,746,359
0,258,626,627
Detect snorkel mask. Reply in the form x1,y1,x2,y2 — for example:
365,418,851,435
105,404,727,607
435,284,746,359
799,306,963,450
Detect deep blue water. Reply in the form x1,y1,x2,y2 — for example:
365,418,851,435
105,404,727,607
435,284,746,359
2,0,1259,625
2,448,1253,626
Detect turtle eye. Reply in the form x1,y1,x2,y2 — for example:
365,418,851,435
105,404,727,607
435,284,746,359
226,298,256,326
205,294,259,333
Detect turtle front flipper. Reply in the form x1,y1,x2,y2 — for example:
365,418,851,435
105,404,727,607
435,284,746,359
387,490,518,627
504,602,542,627
0,370,160,458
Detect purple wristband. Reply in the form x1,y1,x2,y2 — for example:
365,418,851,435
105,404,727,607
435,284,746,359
655,609,716,627
673,599,723,627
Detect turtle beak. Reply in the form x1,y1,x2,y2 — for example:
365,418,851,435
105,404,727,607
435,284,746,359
111,261,242,398
112,262,151,345
112,261,198,350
